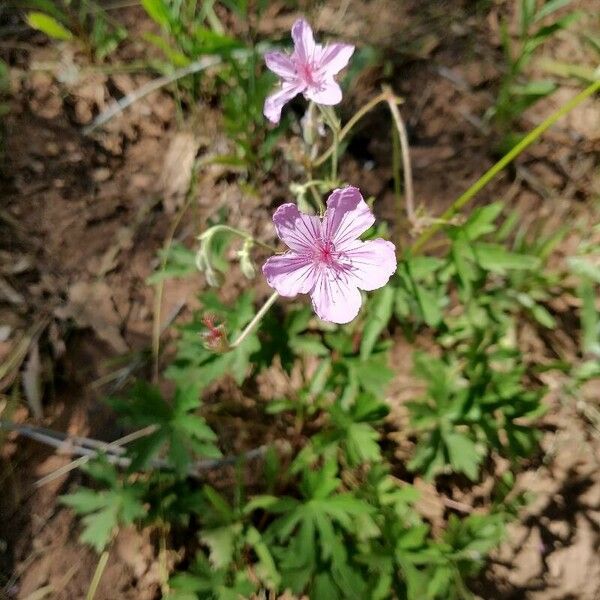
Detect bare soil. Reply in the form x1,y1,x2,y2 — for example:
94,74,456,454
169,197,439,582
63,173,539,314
1,1,599,598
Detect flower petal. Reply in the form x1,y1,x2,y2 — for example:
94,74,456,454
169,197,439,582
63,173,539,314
272,203,322,252
310,270,362,324
305,80,342,105
264,51,296,79
263,253,317,297
263,81,304,124
322,187,375,250
318,43,355,76
291,18,316,63
343,239,397,291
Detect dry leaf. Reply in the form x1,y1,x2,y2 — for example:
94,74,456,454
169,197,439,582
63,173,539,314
160,131,200,214
55,281,128,353
22,340,43,419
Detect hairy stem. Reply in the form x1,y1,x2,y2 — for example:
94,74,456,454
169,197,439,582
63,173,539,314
230,291,279,348
199,224,277,252
384,86,415,225
312,90,390,167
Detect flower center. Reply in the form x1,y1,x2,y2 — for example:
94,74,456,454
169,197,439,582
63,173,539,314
297,60,317,86
315,239,337,266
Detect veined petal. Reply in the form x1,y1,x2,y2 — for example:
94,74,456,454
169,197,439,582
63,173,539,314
310,269,362,324
318,43,354,76
305,80,342,105
263,81,304,124
322,187,375,250
291,18,316,63
263,253,317,297
272,203,322,252
343,239,397,291
264,51,296,79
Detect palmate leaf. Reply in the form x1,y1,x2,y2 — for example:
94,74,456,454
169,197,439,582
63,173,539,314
109,383,220,475
60,459,146,552
443,431,482,481
167,291,260,388
167,552,256,600
252,462,375,597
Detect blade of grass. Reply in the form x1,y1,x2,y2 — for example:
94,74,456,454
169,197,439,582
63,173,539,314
85,550,110,600
412,80,600,253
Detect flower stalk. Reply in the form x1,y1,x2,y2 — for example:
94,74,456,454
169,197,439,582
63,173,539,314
230,291,279,348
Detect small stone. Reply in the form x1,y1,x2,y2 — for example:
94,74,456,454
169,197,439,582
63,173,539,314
92,168,111,182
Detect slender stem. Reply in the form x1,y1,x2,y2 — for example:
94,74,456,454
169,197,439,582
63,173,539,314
33,425,158,487
384,87,416,225
230,292,279,348
412,79,600,253
331,127,339,182
312,91,390,167
199,224,277,252
85,551,110,600
308,183,325,214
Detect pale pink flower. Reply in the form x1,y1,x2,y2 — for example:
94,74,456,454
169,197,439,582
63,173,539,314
263,18,354,124
262,187,397,324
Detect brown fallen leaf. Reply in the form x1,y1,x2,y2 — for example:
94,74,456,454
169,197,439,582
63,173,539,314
55,280,128,353
22,340,43,420
160,130,201,214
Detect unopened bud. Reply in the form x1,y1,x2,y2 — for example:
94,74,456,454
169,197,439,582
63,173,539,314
201,314,230,353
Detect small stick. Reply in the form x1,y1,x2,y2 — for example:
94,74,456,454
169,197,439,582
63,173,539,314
1,420,280,483
85,550,110,600
82,56,223,134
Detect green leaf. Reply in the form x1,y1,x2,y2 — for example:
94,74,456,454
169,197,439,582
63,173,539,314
415,284,443,327
534,0,573,22
26,12,73,40
199,524,242,569
203,485,235,523
579,278,600,355
444,431,481,480
289,334,329,356
360,286,395,360
80,505,118,552
147,243,197,284
140,0,171,29
568,257,600,283
520,0,537,34
510,80,556,97
246,526,281,588
128,429,170,472
60,489,108,514
529,302,556,328
344,422,381,465
462,203,504,240
473,243,540,272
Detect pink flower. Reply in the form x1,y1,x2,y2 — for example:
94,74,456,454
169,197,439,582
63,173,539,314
263,18,354,124
262,187,397,324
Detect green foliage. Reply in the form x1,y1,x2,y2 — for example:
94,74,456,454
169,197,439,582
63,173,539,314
60,458,146,552
51,4,600,598
165,291,260,389
146,242,198,284
25,0,127,60
108,382,221,475
26,11,73,40
139,0,281,170
490,0,582,144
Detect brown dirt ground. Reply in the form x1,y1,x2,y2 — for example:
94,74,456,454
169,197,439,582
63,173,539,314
1,1,599,598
